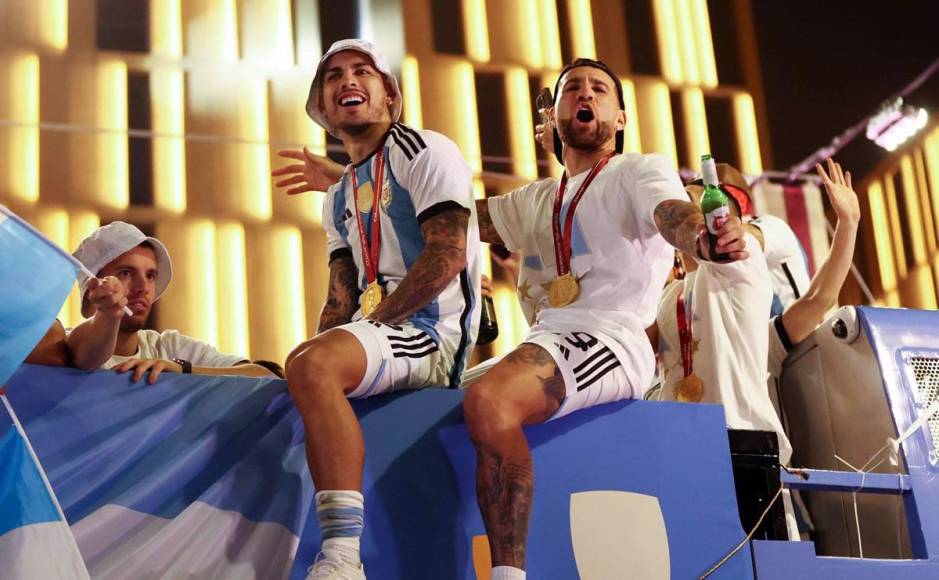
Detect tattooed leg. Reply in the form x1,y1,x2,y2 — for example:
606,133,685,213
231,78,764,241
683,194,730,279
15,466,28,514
463,343,566,569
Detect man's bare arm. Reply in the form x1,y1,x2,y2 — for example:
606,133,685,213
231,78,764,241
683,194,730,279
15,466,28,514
653,199,748,261
476,199,505,245
318,255,361,333
369,207,470,324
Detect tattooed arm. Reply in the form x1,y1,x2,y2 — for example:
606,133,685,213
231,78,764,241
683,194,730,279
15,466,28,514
476,199,505,245
369,206,470,324
653,199,748,262
318,254,362,333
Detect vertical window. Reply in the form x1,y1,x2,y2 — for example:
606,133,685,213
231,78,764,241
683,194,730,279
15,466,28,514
707,0,743,85
127,71,153,207
703,95,740,169
319,3,359,53
97,0,150,53
556,0,575,65
623,0,661,76
669,90,690,168
430,0,466,55
475,72,512,175
529,75,553,178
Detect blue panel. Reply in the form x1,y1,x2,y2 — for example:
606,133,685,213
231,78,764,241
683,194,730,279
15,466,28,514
781,468,912,494
0,421,62,535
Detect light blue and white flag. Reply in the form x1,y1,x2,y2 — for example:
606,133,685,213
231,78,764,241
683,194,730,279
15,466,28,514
0,393,90,579
0,204,82,386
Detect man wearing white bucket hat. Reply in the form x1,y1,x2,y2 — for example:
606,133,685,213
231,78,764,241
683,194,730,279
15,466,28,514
66,221,274,382
272,39,480,579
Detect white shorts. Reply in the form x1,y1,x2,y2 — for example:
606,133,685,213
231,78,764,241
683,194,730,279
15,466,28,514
524,328,641,421
337,320,453,398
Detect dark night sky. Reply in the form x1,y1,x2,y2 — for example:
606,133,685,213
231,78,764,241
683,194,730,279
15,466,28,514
752,1,939,182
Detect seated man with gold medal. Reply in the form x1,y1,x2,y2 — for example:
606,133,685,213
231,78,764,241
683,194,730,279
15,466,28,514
462,58,749,580
271,39,481,579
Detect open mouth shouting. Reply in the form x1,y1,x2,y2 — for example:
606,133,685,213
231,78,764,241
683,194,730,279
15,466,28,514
575,104,596,123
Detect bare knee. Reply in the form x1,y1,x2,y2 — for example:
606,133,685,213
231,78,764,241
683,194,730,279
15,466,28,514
463,379,522,446
286,340,348,406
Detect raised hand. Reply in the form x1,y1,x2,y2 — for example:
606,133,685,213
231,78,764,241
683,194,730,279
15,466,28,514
111,358,183,384
85,276,128,321
272,146,345,195
816,158,860,226
533,106,555,155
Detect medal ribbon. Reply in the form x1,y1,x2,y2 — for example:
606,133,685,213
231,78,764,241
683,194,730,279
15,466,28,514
673,254,694,378
551,152,614,277
350,147,386,286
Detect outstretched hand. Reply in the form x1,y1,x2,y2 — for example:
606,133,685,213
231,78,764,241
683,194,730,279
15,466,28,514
533,107,555,155
271,147,345,195
697,215,749,263
816,158,860,226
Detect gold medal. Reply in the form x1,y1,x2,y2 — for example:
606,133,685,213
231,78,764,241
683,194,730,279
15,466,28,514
676,373,704,402
548,273,580,308
360,282,384,316
356,182,375,213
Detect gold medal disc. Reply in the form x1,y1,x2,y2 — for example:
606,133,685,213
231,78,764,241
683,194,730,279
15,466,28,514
676,373,704,403
360,282,384,316
548,274,580,308
356,182,375,213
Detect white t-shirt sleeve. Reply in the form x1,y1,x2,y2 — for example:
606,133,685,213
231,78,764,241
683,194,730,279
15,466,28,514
630,153,688,231
486,183,538,252
393,129,473,219
323,184,351,259
159,330,249,368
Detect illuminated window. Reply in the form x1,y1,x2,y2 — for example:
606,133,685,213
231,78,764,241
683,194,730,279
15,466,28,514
706,0,742,85
892,172,916,271
703,95,741,168
127,71,153,207
97,0,150,53
669,90,690,167
430,0,466,55
475,72,512,175
556,0,574,64
623,0,661,76
528,75,553,178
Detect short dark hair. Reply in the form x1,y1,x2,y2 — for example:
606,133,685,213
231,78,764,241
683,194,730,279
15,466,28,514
253,360,286,379
552,58,626,164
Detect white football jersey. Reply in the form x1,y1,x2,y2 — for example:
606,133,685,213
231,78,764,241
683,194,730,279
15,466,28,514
322,123,481,387
488,152,686,382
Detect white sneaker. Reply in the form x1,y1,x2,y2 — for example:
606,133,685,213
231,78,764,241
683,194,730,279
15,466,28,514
305,552,366,580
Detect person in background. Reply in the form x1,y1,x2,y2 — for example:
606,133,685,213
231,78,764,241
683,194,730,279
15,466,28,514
67,221,275,383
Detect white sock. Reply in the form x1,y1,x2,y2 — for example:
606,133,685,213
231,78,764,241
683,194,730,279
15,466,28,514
316,490,364,565
492,565,526,580
321,537,361,565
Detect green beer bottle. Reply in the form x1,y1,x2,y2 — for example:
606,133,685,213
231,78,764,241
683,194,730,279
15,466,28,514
700,154,730,262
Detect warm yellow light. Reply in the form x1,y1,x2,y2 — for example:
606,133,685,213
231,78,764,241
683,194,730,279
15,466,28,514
868,181,897,294
505,68,538,180
473,179,486,201
620,78,642,153
35,209,71,324
690,0,718,86
239,0,293,64
463,0,491,62
151,0,183,57
40,0,68,51
491,286,528,356
401,56,424,129
242,79,273,219
537,0,563,69
3,54,39,203
883,174,907,278
923,132,939,245
652,0,683,83
271,226,308,360
156,220,219,347
66,211,101,325
151,69,187,212
682,88,710,163
98,60,129,209
674,0,699,85
567,0,597,59
456,62,483,174
183,0,239,60
216,222,250,356
733,93,763,174
636,81,678,167
912,149,936,253
900,155,927,264
479,245,492,280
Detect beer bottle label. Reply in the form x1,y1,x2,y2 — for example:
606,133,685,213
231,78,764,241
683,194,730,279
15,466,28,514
705,205,730,235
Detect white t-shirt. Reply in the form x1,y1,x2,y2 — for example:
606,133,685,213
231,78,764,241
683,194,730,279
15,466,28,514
102,329,248,370
488,152,687,385
322,123,481,385
656,235,792,465
751,214,811,317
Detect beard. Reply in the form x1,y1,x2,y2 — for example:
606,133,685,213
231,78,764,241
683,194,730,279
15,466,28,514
558,117,617,151
119,312,148,333
331,103,387,136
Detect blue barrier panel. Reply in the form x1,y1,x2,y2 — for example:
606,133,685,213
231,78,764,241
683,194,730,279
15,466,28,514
9,364,753,579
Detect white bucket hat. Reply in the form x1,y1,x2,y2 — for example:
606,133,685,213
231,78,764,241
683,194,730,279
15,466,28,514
305,38,403,136
73,221,173,318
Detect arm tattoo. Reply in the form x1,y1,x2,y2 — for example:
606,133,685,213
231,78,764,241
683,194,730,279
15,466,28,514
505,343,564,417
653,199,704,257
476,199,505,245
317,256,360,333
369,207,470,324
